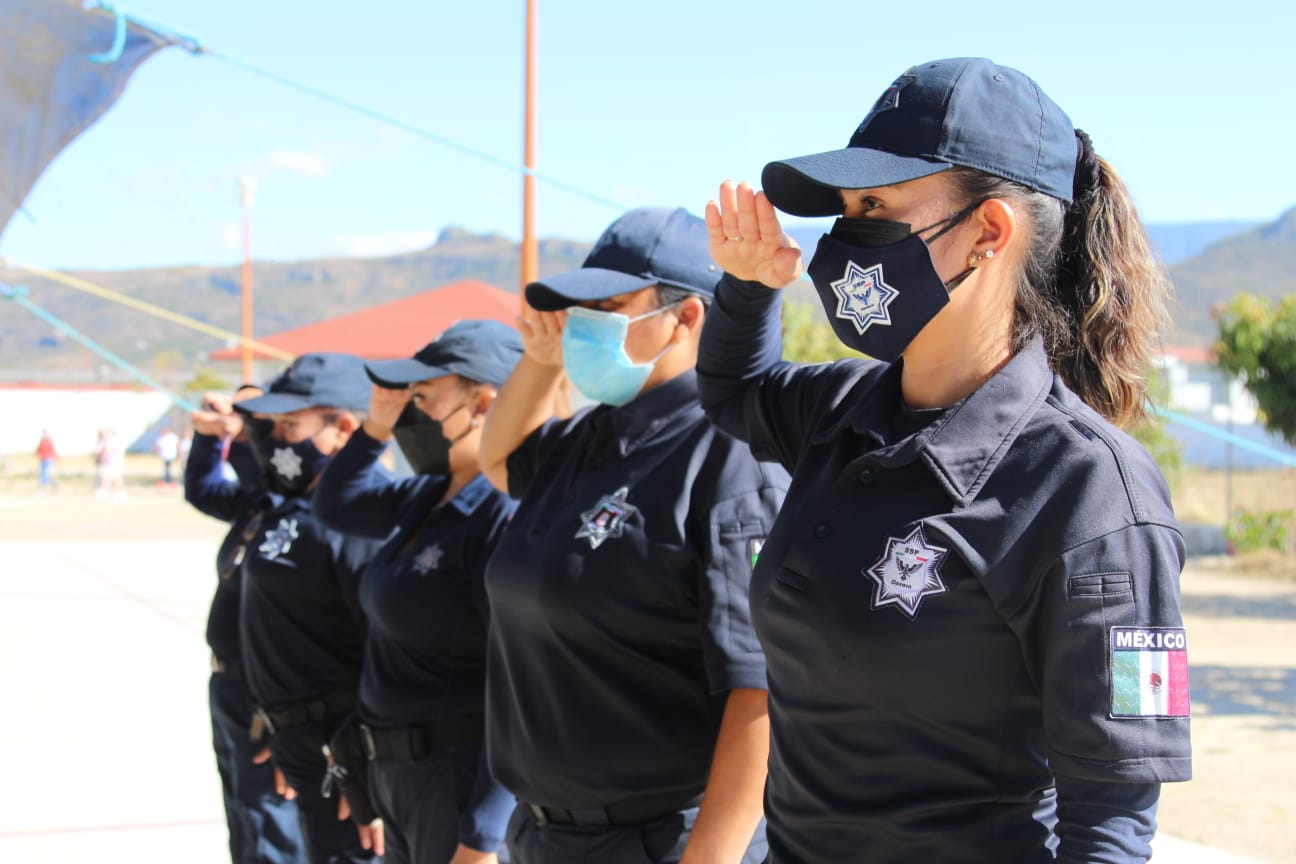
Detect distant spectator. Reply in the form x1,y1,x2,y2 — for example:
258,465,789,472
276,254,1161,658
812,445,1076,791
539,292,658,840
154,426,180,485
35,429,58,493
94,428,126,500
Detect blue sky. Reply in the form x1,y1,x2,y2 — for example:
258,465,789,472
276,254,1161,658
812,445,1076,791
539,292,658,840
2,0,1293,271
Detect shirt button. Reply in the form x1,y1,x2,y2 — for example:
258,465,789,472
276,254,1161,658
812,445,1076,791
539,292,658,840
857,468,875,485
814,523,831,539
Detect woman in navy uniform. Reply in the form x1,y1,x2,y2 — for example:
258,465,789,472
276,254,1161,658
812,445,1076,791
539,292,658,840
186,385,307,864
312,320,523,864
479,206,788,864
697,58,1191,863
224,353,388,864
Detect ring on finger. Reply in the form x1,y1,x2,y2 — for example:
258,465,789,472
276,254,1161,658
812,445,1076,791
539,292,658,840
727,235,742,241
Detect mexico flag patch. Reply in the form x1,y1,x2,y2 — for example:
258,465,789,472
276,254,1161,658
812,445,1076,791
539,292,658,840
1109,627,1190,718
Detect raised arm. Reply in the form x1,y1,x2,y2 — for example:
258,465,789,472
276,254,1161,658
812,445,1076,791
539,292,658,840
184,394,254,522
479,311,566,494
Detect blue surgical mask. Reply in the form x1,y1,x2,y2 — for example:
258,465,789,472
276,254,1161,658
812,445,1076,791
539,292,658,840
562,304,677,406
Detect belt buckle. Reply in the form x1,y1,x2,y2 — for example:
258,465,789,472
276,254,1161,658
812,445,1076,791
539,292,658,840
527,802,549,826
359,723,377,762
253,705,277,738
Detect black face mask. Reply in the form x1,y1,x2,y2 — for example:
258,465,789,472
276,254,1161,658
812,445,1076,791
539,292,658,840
805,202,980,361
242,416,276,475
390,401,473,477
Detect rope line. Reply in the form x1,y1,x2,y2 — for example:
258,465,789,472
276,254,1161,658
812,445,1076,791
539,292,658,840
2,258,295,362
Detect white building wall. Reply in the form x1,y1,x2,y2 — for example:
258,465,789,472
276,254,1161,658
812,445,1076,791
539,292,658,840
0,387,175,457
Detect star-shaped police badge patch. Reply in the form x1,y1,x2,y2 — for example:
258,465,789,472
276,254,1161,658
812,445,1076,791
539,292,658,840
831,260,899,335
258,518,299,560
412,543,444,575
575,486,637,550
865,524,948,619
269,446,303,480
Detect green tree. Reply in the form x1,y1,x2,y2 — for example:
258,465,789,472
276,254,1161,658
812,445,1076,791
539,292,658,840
1130,368,1183,494
1215,293,1296,442
781,299,864,363
183,367,230,397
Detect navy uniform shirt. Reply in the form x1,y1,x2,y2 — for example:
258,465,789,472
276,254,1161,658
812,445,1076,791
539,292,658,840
485,370,788,808
314,428,517,726
184,433,263,663
697,276,1191,864
314,428,518,851
233,472,388,708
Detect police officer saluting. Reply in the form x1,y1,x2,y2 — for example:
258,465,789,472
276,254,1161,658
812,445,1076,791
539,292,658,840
228,353,387,864
312,320,523,864
186,385,307,864
479,206,787,864
699,57,1190,862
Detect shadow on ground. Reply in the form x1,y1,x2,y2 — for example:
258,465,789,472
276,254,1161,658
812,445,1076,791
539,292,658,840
1190,665,1296,726
1180,593,1296,621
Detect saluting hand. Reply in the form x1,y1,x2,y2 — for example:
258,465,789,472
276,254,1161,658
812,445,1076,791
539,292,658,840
191,391,241,438
517,308,567,368
364,385,412,442
705,180,803,289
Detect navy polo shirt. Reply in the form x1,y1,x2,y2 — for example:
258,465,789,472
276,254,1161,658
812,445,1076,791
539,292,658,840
184,433,263,663
314,428,517,726
484,370,788,808
239,483,386,708
697,276,1191,863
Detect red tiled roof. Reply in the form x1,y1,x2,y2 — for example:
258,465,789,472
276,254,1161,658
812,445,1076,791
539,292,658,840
210,279,519,361
1160,345,1215,365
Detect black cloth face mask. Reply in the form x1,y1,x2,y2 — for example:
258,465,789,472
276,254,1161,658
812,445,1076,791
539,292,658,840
391,401,472,477
805,202,980,361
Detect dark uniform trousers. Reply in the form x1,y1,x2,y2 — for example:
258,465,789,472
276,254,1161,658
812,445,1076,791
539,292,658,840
268,722,376,864
368,744,509,864
505,804,767,864
209,666,307,864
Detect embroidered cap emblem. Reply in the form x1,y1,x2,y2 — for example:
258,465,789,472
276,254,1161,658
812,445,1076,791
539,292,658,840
865,524,948,619
258,517,299,560
269,446,303,480
831,261,898,335
856,74,917,133
412,543,444,575
575,486,637,550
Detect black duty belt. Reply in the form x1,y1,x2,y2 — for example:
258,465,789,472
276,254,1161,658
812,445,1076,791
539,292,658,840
359,713,484,761
251,690,355,739
524,789,705,827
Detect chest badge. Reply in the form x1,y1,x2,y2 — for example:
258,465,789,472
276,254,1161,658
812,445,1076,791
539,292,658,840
269,447,303,480
865,524,948,619
412,543,444,575
575,486,637,550
258,517,299,560
831,260,898,335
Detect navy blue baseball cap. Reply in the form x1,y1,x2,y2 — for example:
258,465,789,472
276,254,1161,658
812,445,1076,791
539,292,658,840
234,352,372,415
762,58,1078,217
525,206,721,311
365,319,523,388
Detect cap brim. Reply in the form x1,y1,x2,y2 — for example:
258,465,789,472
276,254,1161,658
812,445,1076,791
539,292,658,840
525,268,658,311
762,148,952,217
231,392,314,415
364,359,450,389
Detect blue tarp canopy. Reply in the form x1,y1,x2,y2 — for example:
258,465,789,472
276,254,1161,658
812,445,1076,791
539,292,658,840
1,0,176,241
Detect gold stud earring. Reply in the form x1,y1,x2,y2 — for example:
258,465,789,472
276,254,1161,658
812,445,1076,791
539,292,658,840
967,251,982,267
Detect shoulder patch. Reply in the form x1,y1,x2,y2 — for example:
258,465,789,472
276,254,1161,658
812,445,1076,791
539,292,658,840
1109,627,1190,718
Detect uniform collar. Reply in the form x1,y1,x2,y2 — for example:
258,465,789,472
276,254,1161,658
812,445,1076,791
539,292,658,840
591,369,704,457
916,337,1053,506
444,471,495,516
821,338,1053,507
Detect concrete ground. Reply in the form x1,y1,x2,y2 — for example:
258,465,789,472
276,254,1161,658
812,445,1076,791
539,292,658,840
0,485,1287,862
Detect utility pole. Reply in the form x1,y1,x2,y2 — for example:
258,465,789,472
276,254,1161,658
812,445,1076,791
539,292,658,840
521,0,538,297
239,176,256,385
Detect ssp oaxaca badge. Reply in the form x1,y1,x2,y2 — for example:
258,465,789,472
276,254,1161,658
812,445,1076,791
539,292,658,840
1109,627,1190,718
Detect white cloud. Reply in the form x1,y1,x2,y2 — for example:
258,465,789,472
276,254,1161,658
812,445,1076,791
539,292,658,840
329,228,443,258
266,149,331,179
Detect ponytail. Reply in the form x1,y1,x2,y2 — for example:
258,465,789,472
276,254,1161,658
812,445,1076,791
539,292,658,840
947,133,1171,427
